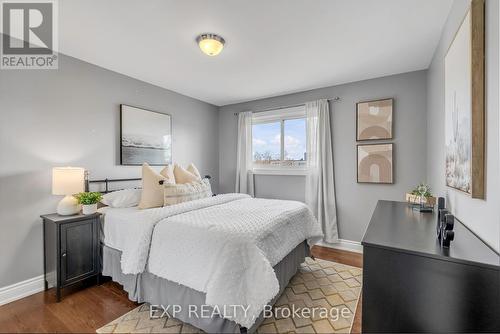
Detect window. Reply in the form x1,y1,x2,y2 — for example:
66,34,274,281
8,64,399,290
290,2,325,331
252,106,307,170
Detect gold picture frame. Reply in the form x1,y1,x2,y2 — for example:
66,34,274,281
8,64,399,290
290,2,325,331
444,0,485,198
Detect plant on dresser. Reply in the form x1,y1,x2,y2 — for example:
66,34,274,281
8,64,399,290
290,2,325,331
406,183,436,206
75,192,102,215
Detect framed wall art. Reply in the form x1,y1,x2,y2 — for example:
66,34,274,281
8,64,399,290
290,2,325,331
357,143,393,184
444,0,484,198
356,98,393,141
120,104,172,166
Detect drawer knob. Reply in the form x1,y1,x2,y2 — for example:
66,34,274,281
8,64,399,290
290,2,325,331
62,253,66,257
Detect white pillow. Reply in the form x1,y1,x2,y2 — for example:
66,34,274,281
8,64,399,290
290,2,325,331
101,188,142,208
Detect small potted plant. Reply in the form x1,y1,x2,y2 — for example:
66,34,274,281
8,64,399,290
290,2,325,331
75,192,103,215
406,183,436,207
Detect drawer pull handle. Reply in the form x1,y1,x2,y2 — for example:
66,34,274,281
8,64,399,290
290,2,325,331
62,253,66,257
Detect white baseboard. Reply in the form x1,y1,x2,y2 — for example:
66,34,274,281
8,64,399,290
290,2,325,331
0,275,45,306
316,239,363,253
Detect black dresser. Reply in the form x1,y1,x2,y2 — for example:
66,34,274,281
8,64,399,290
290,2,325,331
361,200,499,333
41,213,101,301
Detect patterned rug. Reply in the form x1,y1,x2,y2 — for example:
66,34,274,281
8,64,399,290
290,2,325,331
97,258,362,333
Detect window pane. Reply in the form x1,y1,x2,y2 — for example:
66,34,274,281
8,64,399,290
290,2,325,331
252,122,281,166
284,118,306,165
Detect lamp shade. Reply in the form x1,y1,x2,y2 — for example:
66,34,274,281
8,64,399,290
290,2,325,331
52,167,85,195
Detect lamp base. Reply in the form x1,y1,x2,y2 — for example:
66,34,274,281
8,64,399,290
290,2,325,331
57,195,80,215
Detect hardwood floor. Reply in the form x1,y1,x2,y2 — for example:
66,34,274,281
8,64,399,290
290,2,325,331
0,246,363,333
311,245,363,268
0,279,137,333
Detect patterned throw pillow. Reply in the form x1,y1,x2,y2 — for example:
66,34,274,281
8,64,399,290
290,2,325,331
163,179,212,206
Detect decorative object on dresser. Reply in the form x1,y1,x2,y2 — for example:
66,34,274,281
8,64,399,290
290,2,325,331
41,212,101,302
444,0,485,198
406,182,435,212
435,197,456,248
362,200,499,333
357,143,393,183
52,167,85,215
441,214,455,248
436,197,446,239
120,104,172,166
75,192,103,215
356,98,393,141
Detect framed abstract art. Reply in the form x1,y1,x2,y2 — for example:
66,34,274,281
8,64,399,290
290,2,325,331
356,98,393,141
444,0,484,198
357,143,393,184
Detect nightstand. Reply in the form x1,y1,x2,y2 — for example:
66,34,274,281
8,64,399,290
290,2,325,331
41,212,101,302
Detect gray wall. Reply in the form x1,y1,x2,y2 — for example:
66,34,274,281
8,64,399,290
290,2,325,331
426,0,499,251
0,52,219,287
219,70,428,242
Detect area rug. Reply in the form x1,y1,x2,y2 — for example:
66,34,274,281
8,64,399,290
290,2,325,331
97,258,362,334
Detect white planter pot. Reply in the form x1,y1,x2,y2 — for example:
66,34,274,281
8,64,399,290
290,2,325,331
82,203,98,215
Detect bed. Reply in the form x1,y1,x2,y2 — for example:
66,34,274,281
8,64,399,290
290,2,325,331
91,178,323,333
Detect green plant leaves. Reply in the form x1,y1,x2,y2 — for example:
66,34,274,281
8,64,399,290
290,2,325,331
75,192,103,205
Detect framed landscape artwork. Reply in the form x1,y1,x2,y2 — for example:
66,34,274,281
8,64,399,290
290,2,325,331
120,104,172,165
444,0,484,198
356,98,393,141
357,143,393,184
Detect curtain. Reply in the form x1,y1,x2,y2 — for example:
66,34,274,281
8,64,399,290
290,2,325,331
235,111,254,196
305,99,338,243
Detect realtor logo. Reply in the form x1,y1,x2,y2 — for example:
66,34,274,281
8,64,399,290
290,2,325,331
1,0,58,69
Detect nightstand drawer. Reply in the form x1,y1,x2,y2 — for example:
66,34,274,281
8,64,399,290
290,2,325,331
60,219,99,286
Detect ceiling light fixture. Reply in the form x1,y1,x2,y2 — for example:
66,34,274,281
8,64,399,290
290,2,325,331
196,33,225,57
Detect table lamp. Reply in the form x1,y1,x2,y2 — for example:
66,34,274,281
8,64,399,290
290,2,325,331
52,167,85,215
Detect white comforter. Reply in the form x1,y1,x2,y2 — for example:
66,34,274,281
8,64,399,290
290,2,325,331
109,193,252,274
147,195,323,328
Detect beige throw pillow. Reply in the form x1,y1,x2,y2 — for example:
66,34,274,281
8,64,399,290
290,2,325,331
186,163,201,179
160,164,176,184
163,179,212,206
138,163,175,209
173,164,201,184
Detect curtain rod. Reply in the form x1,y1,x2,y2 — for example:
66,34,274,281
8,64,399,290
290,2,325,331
233,97,340,116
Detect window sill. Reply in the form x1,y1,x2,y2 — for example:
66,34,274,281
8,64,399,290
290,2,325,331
251,169,309,176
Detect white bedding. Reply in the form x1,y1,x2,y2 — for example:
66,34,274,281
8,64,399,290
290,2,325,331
99,206,140,251
148,196,322,327
100,194,322,328
100,193,251,274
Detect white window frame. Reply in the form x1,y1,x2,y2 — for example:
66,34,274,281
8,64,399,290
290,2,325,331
251,106,308,175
